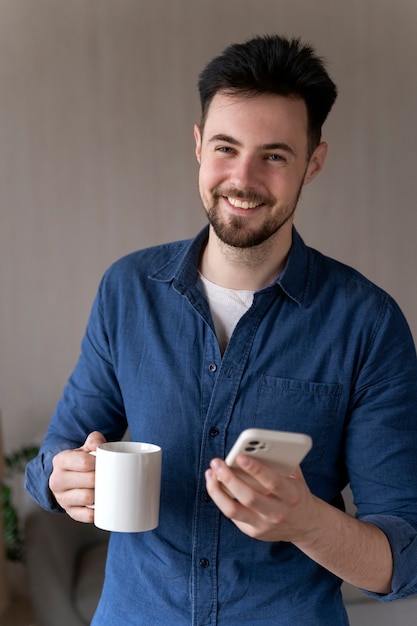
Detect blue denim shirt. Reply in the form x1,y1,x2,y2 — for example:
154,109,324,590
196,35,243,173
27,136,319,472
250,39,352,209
26,226,417,625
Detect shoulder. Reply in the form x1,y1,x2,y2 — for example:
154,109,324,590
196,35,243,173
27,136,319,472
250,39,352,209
307,245,412,337
110,239,191,276
99,238,192,290
309,245,389,299
285,229,392,312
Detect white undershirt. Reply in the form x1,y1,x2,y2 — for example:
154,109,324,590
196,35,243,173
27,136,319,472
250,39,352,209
198,272,255,354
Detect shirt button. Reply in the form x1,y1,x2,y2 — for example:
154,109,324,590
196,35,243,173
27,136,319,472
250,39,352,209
199,558,210,568
209,427,219,437
208,363,217,373
203,491,211,502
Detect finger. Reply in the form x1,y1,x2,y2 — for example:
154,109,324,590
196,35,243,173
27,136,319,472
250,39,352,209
205,464,290,541
235,454,302,504
50,447,98,513
209,457,273,500
59,485,96,508
209,457,303,525
206,459,269,514
205,468,273,538
79,431,107,453
65,505,95,524
205,468,251,518
50,464,96,519
51,462,96,491
49,465,95,510
52,448,96,473
51,482,95,515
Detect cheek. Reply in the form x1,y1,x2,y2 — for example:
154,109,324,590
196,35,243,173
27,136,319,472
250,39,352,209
198,168,214,207
271,170,306,198
199,156,230,185
198,165,220,197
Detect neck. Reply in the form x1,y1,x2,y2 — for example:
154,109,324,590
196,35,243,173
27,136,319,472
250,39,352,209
200,225,292,291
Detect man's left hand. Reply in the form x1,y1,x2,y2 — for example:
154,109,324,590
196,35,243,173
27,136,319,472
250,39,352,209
205,454,320,543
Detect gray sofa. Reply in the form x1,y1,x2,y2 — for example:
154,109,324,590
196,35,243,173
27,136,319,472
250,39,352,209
25,508,108,626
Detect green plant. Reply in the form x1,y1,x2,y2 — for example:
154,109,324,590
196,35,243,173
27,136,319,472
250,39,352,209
2,445,39,561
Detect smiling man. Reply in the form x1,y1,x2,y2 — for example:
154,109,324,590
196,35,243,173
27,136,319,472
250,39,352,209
195,92,326,288
26,35,417,625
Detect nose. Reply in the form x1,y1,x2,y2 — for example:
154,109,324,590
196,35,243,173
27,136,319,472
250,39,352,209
229,155,261,190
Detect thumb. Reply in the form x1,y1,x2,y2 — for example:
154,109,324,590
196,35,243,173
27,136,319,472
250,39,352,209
80,431,107,453
289,465,306,482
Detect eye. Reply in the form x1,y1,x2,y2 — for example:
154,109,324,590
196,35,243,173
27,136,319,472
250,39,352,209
215,146,235,154
267,153,286,163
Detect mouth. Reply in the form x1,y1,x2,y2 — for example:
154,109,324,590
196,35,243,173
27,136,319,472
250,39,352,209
226,197,265,210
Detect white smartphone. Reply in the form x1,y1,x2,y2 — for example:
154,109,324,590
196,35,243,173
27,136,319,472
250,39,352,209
225,428,312,481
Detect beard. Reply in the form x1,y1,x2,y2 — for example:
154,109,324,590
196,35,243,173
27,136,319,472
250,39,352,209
204,186,302,249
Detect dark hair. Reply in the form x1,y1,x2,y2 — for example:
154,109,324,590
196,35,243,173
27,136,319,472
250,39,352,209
198,34,337,155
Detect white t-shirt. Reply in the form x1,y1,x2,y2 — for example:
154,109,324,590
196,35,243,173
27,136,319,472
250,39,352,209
198,272,255,354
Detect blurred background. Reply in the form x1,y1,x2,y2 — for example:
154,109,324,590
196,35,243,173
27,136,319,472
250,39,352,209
0,0,416,456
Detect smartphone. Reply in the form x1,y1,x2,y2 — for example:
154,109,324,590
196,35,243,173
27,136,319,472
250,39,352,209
225,428,312,485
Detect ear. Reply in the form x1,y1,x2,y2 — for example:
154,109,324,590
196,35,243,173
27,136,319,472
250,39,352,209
303,142,328,186
194,124,202,164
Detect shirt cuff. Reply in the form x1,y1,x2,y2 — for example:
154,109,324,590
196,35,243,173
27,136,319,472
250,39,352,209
25,448,67,513
358,514,417,601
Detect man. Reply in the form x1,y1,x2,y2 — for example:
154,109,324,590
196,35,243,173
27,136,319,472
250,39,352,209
26,35,417,625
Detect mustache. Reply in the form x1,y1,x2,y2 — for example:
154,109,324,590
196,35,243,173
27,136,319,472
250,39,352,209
212,187,275,206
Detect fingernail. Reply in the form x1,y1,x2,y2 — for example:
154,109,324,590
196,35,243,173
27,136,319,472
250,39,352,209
239,454,251,468
210,459,221,471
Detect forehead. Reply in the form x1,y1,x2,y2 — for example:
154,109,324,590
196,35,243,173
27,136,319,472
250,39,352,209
203,92,309,148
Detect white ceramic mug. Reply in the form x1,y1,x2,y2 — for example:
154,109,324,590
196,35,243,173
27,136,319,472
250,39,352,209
89,441,162,532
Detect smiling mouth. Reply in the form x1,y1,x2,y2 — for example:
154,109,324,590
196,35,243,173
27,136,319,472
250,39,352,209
226,197,265,210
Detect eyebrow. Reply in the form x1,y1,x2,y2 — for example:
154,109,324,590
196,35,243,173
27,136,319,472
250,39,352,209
208,134,297,157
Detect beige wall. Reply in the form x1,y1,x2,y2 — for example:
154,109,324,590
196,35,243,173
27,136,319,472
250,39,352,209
0,0,416,452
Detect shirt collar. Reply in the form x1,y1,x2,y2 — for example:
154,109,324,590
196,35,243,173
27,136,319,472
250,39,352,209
149,227,208,291
151,225,312,307
275,227,312,307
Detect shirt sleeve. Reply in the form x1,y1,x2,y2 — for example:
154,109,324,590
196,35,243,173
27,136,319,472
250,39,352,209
25,273,128,512
359,515,417,601
346,294,417,601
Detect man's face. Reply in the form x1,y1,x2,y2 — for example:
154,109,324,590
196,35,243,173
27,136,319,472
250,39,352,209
194,92,326,249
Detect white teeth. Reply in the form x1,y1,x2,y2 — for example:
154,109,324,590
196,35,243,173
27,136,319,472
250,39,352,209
228,197,260,210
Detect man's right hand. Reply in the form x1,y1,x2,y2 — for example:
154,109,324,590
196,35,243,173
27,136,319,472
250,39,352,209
49,431,106,522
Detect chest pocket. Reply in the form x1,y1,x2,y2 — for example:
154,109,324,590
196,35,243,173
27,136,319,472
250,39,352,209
255,375,343,465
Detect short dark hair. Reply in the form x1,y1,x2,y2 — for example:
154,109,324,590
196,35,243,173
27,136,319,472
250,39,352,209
198,34,338,155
